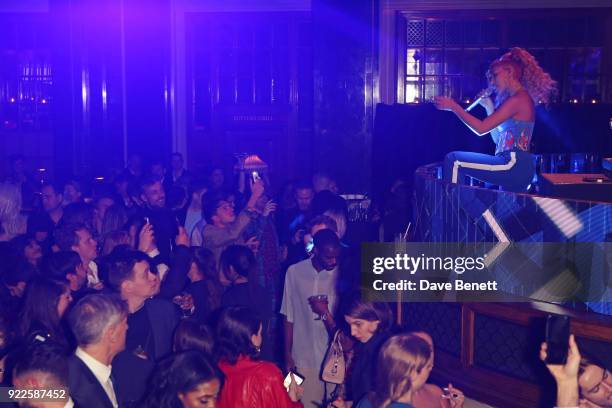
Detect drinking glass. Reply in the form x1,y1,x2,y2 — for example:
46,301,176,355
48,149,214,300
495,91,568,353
173,292,194,318
308,294,328,320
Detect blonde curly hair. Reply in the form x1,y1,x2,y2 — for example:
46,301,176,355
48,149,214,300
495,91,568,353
0,182,26,239
488,47,558,105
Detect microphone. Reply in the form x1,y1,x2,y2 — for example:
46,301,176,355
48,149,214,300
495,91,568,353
466,89,493,112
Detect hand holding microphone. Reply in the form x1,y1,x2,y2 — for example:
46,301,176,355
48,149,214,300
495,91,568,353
434,88,492,113
466,88,493,112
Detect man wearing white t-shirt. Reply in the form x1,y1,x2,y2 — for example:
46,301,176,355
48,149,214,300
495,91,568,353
281,229,342,407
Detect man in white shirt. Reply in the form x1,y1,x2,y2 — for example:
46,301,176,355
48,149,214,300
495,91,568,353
54,223,102,289
281,229,342,407
67,294,128,408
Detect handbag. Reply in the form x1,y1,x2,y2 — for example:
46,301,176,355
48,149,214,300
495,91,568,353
321,330,346,384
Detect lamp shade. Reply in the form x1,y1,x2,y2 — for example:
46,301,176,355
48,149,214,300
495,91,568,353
235,154,268,171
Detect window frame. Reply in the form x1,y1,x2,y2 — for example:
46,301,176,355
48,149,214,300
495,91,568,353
395,8,612,104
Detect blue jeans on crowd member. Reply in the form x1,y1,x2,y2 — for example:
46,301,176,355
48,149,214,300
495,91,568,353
444,150,535,193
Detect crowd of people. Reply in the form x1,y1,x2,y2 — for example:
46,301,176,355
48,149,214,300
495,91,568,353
0,152,610,408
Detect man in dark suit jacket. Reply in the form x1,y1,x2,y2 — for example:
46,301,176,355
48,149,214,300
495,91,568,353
67,293,129,408
137,175,179,263
105,249,180,406
169,152,192,191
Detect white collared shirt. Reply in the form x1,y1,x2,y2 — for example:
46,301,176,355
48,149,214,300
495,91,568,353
75,348,118,408
280,258,337,370
87,261,100,287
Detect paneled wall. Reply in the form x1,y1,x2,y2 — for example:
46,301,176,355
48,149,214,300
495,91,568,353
312,0,378,192
0,13,54,180
178,1,378,192
1,0,172,183
184,12,312,186
403,301,612,408
50,0,127,181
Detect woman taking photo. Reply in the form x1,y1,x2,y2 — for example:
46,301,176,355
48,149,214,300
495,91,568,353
215,306,303,408
143,350,223,408
356,334,433,408
435,47,556,192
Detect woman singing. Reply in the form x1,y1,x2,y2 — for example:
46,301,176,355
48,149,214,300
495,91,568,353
434,47,557,192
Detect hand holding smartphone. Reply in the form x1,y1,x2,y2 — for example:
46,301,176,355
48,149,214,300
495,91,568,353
283,370,305,391
545,314,571,364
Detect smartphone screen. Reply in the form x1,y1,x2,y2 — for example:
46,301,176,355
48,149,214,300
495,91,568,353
251,171,261,183
283,371,305,391
545,314,570,364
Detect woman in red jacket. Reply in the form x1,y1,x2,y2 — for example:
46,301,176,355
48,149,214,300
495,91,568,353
215,307,303,408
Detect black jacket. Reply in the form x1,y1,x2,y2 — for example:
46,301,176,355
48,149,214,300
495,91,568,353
157,244,191,300
111,298,180,407
68,354,116,408
347,330,391,402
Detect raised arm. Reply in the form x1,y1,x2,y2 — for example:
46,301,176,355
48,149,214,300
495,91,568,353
435,95,520,136
540,334,581,408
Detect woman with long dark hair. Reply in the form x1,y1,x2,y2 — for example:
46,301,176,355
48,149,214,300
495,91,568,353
219,245,271,316
219,245,274,359
186,247,224,323
17,278,72,350
346,299,394,402
329,298,394,408
173,319,215,357
143,350,223,408
215,307,303,408
9,235,43,269
41,250,88,295
356,334,433,408
6,236,42,297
